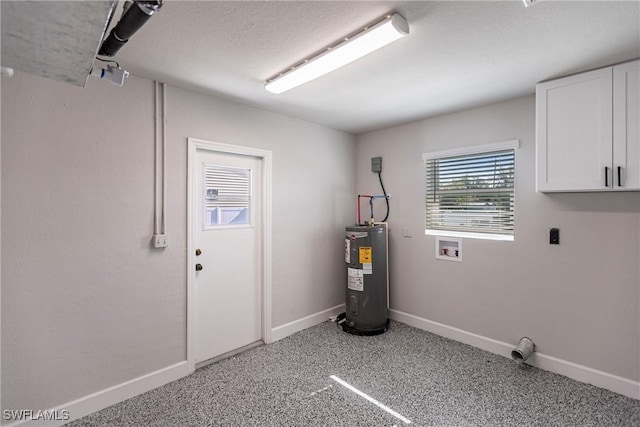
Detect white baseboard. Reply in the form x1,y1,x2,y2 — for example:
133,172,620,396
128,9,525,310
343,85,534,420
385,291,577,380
6,308,635,427
3,304,346,427
389,309,640,400
2,361,191,427
270,304,345,342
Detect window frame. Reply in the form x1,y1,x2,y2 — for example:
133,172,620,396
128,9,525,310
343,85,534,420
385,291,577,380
422,139,519,241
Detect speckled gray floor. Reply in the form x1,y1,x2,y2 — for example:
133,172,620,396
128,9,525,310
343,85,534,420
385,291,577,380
68,320,639,426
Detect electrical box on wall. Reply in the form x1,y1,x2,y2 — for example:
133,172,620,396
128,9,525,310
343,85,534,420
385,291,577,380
371,157,382,172
153,234,168,248
436,236,462,262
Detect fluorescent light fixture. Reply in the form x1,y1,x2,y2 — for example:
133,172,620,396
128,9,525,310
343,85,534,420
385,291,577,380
265,13,409,94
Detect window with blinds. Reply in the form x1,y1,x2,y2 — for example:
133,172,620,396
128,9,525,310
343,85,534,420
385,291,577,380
424,141,517,240
203,164,251,227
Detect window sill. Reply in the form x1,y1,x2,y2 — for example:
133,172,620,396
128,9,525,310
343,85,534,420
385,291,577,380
425,229,514,241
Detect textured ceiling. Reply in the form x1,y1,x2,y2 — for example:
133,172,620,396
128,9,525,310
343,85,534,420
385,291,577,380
110,0,640,134
6,1,640,134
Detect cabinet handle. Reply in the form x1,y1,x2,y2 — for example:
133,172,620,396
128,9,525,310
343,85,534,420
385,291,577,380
617,166,622,187
605,167,609,187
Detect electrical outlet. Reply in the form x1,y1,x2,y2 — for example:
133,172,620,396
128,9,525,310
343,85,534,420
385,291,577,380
153,233,168,248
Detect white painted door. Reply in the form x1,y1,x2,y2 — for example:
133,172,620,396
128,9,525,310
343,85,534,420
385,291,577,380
194,148,262,363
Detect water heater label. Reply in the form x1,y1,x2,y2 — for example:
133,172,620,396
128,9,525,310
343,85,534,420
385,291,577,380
344,239,350,263
362,263,372,275
359,247,372,264
347,268,364,291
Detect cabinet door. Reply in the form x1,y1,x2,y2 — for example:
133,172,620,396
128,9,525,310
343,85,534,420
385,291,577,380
536,67,613,192
613,60,640,190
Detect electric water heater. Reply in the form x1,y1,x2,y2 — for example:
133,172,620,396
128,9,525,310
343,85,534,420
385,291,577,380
342,223,389,335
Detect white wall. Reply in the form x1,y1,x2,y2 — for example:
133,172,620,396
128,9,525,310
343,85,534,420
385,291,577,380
165,86,354,326
355,95,640,383
1,72,354,413
3,69,636,416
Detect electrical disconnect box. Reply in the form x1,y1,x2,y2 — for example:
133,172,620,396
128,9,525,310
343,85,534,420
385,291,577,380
371,157,382,173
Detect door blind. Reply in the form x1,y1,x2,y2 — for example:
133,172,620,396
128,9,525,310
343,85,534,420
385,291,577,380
205,165,251,206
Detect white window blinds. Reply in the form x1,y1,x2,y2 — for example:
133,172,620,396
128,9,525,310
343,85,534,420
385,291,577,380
424,144,516,238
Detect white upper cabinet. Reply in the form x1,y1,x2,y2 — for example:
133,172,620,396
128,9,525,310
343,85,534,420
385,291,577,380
536,60,639,192
613,61,640,190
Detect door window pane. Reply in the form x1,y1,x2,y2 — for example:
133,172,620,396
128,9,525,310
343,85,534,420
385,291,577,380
204,164,251,227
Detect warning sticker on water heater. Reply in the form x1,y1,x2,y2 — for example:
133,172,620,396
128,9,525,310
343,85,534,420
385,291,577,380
359,247,372,274
359,247,372,264
347,268,364,291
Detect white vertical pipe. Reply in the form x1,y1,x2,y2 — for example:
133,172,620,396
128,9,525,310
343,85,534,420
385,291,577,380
161,83,167,235
153,81,160,236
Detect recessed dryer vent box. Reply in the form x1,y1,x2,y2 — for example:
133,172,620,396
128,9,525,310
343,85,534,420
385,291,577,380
435,237,462,262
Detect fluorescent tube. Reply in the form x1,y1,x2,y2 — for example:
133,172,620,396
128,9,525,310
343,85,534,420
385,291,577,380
265,13,409,94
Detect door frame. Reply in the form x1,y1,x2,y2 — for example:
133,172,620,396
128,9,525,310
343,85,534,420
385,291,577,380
187,137,273,372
